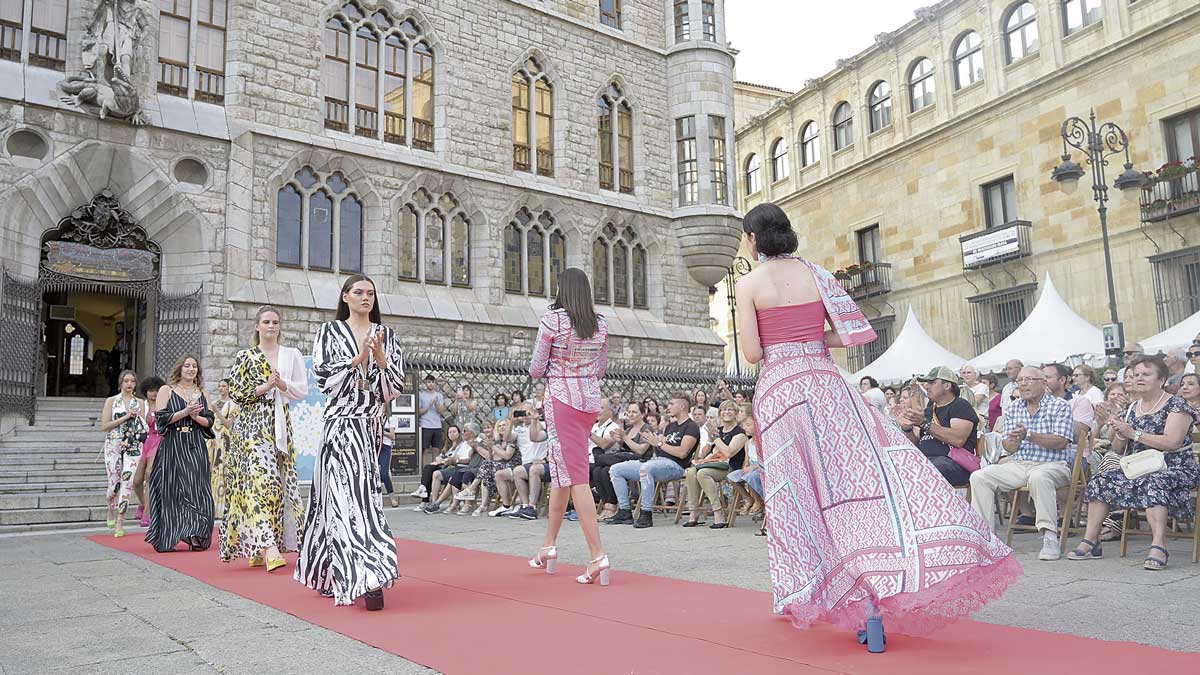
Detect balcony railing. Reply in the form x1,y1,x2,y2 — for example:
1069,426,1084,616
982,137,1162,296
599,163,614,190
324,97,349,132
383,111,405,144
1141,164,1200,223
960,220,1033,271
619,168,633,194
513,143,531,172
536,149,554,177
413,118,433,151
355,105,378,138
29,28,64,70
195,66,224,104
0,20,20,62
157,59,188,97
842,262,893,300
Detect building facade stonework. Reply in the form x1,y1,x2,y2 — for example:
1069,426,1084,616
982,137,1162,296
0,0,742,422
733,0,1200,373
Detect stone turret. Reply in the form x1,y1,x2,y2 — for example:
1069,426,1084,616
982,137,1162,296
666,0,742,288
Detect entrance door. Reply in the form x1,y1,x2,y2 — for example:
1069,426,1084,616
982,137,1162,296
43,291,145,398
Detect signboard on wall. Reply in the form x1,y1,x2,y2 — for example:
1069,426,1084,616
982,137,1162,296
44,241,157,282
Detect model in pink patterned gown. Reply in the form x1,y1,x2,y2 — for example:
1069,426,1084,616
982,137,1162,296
736,204,1020,649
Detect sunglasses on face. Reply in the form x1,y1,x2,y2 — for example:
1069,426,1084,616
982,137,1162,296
1103,376,1117,382
1188,352,1200,358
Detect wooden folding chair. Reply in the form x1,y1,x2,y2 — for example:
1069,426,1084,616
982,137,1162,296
1119,488,1200,564
651,479,684,514
673,479,727,524
726,483,751,527
1005,428,1090,546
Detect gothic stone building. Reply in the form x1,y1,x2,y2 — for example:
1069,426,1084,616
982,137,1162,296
735,0,1200,374
0,0,741,425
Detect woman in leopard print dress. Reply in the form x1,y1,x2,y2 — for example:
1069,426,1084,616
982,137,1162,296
219,306,309,571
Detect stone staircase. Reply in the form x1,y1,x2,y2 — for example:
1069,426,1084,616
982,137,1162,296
0,397,121,534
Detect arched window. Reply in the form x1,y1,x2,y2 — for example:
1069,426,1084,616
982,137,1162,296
395,190,470,286
953,31,984,90
1062,0,1101,36
799,121,819,167
832,102,854,151
503,209,564,297
276,184,302,266
1004,3,1038,63
512,57,554,177
339,194,363,272
597,83,634,193
908,58,935,112
397,204,418,280
592,224,647,308
868,81,892,132
323,4,435,151
744,154,761,195
770,138,789,182
322,18,351,131
275,167,363,274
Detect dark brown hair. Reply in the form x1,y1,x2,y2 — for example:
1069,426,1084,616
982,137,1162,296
551,267,599,339
1127,354,1169,382
167,354,203,386
336,274,382,323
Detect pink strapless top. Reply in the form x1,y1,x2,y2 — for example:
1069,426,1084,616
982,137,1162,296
756,301,828,346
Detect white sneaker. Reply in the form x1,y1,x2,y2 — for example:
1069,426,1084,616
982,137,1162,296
489,506,510,517
1038,533,1061,561
411,503,426,512
409,486,427,498
454,491,475,501
471,506,485,516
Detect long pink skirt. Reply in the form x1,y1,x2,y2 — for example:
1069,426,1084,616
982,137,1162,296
754,341,1021,636
544,398,593,488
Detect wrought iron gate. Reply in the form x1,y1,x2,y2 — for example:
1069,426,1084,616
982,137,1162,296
0,270,42,422
156,286,203,375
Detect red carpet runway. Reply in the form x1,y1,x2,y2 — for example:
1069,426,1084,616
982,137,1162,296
92,535,1199,675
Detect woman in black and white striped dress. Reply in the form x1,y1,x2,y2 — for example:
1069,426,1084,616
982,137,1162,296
295,274,405,610
148,355,215,552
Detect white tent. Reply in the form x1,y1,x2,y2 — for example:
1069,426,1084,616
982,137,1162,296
1141,309,1200,354
854,307,967,384
970,274,1105,372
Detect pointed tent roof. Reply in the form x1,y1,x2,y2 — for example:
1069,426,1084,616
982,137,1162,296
854,307,967,384
1141,310,1200,354
970,274,1104,372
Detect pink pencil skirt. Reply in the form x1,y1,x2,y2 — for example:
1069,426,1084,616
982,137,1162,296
544,398,594,488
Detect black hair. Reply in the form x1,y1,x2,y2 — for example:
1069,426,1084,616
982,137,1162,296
335,273,382,324
1044,363,1072,382
139,376,165,398
947,382,961,397
742,203,798,257
424,374,437,382
860,376,879,389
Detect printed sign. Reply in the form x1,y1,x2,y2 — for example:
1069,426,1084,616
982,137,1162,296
961,227,1020,268
44,241,157,281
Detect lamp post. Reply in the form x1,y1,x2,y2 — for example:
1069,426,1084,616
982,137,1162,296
1050,109,1146,362
723,256,754,377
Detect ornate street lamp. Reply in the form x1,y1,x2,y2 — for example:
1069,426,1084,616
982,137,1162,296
722,256,754,377
1050,109,1146,361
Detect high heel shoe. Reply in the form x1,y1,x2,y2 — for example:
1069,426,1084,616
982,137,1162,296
248,556,264,568
865,616,886,653
576,554,610,586
266,556,287,572
528,546,557,574
364,588,384,611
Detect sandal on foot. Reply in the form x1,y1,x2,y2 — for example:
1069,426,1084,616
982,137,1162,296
1067,539,1102,560
1144,545,1169,570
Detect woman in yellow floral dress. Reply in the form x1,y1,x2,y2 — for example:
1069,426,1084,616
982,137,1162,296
209,379,240,519
219,306,309,571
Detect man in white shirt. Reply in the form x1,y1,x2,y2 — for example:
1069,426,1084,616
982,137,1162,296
506,403,549,520
1000,359,1024,404
589,400,619,463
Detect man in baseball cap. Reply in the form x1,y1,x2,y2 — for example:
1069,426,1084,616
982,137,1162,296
898,366,980,487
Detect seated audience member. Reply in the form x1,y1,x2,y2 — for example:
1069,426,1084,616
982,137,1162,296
683,401,746,528
1179,372,1200,413
899,367,979,486
726,414,764,516
607,393,700,528
446,422,488,514
1068,355,1200,569
982,374,1002,432
594,402,654,521
506,402,549,520
969,367,1075,561
478,419,521,516
1072,365,1103,406
1090,382,1130,540
423,423,482,514
859,376,888,416
417,424,460,512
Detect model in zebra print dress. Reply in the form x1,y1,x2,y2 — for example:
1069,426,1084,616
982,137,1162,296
295,281,405,608
148,381,216,553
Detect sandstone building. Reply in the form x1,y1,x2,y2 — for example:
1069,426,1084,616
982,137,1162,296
0,0,742,425
733,0,1200,375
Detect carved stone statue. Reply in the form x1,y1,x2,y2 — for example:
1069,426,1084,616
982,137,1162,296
58,0,151,124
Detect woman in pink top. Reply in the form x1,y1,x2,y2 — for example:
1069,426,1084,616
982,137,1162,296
527,268,611,586
736,204,1020,653
133,375,166,528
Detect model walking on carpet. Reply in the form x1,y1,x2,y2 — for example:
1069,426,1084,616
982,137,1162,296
734,203,1020,653
209,378,240,519
526,268,612,586
148,355,216,552
295,274,405,610
220,306,309,572
99,370,148,538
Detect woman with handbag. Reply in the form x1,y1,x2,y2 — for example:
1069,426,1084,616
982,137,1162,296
682,400,746,528
595,402,655,521
148,355,215,552
1068,355,1200,569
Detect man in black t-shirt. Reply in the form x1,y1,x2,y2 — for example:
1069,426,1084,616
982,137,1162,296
899,366,979,486
606,392,699,527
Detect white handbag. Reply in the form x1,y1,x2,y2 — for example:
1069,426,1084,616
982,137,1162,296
1120,449,1165,479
